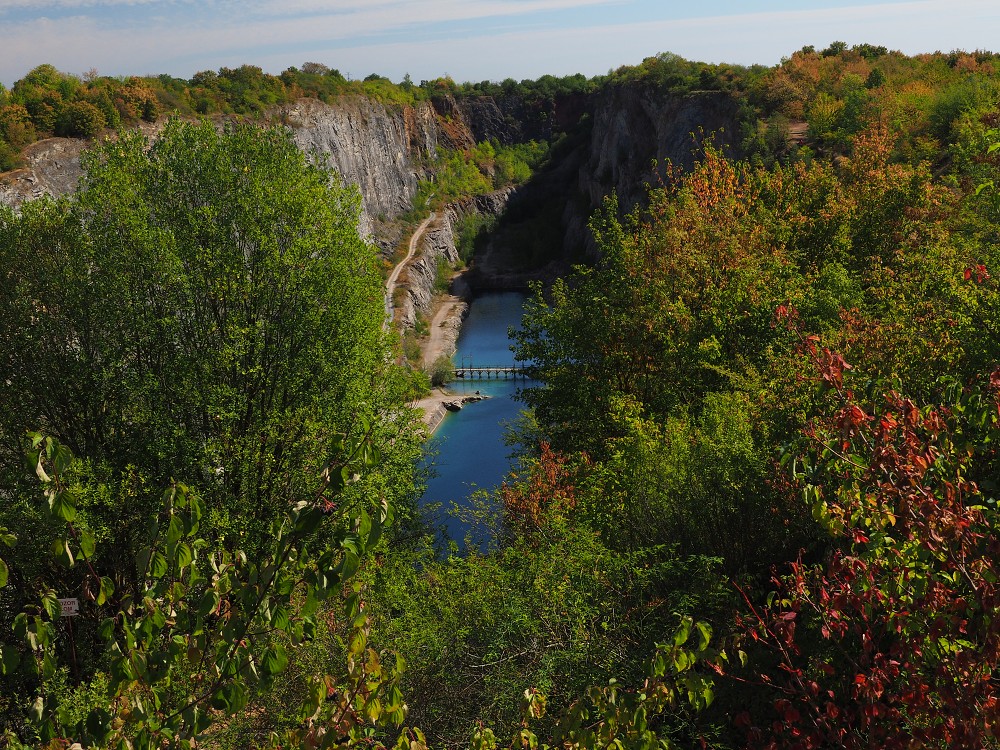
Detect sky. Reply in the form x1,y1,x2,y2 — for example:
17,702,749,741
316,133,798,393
2,0,1000,87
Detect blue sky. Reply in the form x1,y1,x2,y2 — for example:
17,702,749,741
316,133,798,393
2,0,999,87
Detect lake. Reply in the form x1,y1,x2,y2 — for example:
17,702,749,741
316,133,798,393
419,292,532,549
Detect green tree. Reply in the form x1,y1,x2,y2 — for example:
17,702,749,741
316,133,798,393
0,431,406,749
0,104,36,148
0,119,421,564
55,100,105,137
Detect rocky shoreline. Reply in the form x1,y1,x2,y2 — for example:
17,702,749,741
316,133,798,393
416,386,491,434
411,286,472,434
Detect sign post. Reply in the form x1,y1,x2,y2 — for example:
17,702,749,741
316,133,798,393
58,597,81,678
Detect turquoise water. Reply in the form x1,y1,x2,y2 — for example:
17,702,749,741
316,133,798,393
420,292,530,548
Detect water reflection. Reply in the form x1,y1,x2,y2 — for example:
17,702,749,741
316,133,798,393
419,292,531,549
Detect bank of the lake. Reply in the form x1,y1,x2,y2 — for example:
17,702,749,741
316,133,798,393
418,292,532,546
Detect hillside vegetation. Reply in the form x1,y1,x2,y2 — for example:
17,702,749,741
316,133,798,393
3,43,1000,749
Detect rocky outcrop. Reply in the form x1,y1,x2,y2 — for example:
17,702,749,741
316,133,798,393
0,137,89,207
280,97,443,242
398,188,515,327
580,87,742,214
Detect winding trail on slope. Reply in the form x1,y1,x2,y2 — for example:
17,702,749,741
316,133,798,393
423,296,465,368
384,211,435,325
384,211,472,433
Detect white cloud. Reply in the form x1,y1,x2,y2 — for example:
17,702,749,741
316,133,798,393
251,0,619,16
2,0,999,86
0,0,168,9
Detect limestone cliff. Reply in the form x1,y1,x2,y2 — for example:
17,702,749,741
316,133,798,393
398,189,515,327
579,87,742,214
0,84,747,293
0,137,88,207
281,97,442,242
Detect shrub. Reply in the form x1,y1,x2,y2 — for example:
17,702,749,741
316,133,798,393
56,100,105,137
429,355,454,386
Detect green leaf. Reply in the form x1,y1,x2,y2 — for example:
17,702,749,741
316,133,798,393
150,552,168,579
0,558,7,588
79,530,96,559
358,510,372,544
0,644,20,675
137,547,152,576
86,708,113,743
48,490,77,522
98,617,115,640
673,616,692,647
188,494,203,524
41,591,60,620
361,440,380,469
694,621,712,652
41,651,56,679
166,515,184,546
176,542,193,570
198,590,220,617
98,577,115,606
161,485,177,508
703,684,716,707
52,443,73,474
13,612,27,638
294,506,324,535
210,682,247,713
367,513,383,550
338,550,360,580
260,645,288,675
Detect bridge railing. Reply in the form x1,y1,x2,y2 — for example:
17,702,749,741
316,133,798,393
451,366,528,380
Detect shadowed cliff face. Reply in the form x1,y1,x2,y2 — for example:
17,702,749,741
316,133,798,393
452,93,588,146
449,86,744,284
0,86,744,281
581,87,742,213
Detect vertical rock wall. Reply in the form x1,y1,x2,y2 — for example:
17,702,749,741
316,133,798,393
0,86,747,298
580,88,743,214
398,189,515,328
281,97,442,241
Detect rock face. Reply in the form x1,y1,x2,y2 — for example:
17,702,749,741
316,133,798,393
580,87,742,214
0,85,746,293
399,188,515,328
0,137,88,207
281,97,441,240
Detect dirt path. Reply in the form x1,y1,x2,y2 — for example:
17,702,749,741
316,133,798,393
411,293,469,433
384,211,435,324
423,295,466,367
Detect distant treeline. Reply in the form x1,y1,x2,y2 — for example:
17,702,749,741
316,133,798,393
2,43,1000,172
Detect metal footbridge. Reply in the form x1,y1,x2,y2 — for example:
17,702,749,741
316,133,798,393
452,365,528,380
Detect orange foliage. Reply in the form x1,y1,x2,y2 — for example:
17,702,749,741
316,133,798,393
500,443,587,534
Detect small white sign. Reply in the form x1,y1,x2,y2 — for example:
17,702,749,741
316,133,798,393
58,598,79,617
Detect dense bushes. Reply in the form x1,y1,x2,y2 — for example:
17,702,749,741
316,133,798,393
4,46,1000,750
